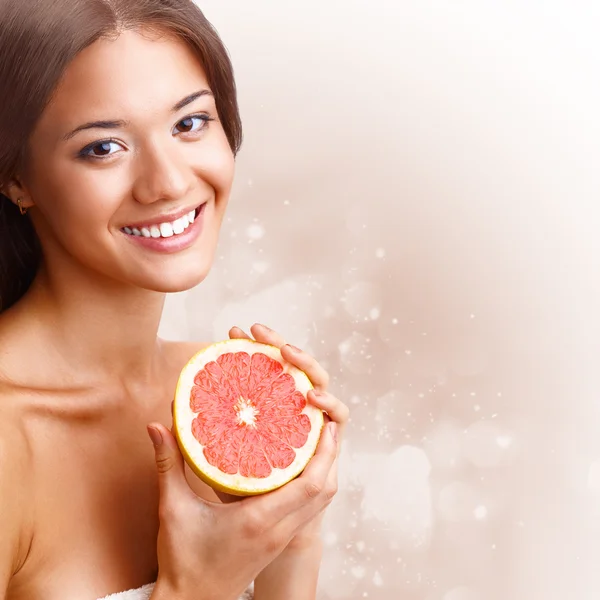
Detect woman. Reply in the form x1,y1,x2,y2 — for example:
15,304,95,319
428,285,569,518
0,1,348,599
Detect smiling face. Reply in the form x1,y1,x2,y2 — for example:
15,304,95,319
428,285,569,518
22,28,235,293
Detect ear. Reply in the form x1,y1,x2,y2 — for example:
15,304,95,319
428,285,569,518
1,179,34,210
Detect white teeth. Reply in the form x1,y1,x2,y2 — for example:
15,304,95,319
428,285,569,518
159,222,174,237
172,218,185,235
124,206,201,239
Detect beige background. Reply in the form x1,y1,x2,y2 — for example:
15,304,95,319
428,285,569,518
159,2,600,598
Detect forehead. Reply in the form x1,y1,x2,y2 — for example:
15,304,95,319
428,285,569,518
37,29,209,135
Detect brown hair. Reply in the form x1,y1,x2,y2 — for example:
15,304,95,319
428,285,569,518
0,0,242,312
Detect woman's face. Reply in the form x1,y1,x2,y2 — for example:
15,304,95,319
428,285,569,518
23,28,235,293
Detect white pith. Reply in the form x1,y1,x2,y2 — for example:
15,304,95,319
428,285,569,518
235,396,259,427
123,209,196,238
174,339,324,495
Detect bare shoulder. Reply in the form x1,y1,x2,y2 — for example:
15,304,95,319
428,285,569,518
0,396,34,591
0,317,38,578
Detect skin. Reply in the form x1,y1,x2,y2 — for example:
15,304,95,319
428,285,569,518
0,28,348,600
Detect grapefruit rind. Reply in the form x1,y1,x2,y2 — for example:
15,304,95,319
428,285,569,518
173,338,324,496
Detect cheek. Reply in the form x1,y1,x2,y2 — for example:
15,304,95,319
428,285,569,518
219,150,236,192
195,134,236,198
28,157,123,242
27,132,121,225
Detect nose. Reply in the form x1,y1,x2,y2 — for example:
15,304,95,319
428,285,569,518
132,143,194,205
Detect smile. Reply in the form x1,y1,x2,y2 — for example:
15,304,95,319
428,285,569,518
119,202,208,254
122,205,202,238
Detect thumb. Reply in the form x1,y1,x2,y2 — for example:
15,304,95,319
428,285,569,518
147,422,190,500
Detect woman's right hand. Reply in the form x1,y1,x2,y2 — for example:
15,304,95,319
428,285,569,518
145,420,338,600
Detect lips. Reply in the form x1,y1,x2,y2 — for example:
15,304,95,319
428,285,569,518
122,204,203,239
120,201,208,254
123,210,195,239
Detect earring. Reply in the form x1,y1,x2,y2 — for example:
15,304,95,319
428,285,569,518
17,197,28,215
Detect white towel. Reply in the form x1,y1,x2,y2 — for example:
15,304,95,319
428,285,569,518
98,582,254,599
98,583,154,600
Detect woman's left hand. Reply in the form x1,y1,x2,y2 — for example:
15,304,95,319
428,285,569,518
229,323,349,549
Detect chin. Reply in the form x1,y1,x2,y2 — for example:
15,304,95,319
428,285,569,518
131,255,216,294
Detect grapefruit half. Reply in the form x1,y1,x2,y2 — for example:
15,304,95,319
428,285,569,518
173,338,324,496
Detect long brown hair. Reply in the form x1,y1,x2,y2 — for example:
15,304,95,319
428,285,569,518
0,0,242,312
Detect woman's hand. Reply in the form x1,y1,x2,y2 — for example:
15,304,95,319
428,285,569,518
229,323,350,547
146,416,339,600
229,324,349,598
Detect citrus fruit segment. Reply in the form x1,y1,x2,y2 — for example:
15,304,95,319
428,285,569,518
173,338,324,495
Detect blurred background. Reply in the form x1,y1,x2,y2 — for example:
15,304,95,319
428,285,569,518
159,1,600,598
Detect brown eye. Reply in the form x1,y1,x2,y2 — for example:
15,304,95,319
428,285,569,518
176,117,195,133
173,115,210,135
92,142,113,156
78,140,122,160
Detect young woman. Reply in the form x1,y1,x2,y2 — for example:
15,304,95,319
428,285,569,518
0,1,348,599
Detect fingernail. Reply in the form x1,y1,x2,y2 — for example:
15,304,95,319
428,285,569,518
329,422,338,442
287,344,302,353
257,323,272,331
147,425,163,447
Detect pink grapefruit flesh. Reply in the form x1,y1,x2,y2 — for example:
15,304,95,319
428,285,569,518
173,338,324,495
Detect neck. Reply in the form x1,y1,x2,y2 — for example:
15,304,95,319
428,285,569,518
23,261,168,383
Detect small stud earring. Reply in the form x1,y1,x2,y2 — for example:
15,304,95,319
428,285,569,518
17,197,28,215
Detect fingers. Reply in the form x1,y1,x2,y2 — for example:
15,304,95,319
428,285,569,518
146,422,194,507
275,429,340,538
227,323,343,533
280,344,330,391
230,323,287,353
231,323,330,391
229,326,252,341
249,323,286,348
244,420,338,527
307,390,349,445
289,420,339,507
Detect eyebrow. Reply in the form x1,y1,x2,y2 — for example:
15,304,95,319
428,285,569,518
62,89,213,142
